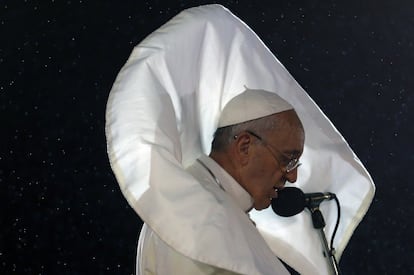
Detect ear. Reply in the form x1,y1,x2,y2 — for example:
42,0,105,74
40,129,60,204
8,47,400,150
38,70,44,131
233,133,251,165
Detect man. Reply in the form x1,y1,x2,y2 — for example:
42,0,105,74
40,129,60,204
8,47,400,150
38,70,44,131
137,89,304,274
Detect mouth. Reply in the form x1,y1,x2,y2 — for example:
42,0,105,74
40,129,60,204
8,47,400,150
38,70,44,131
274,185,285,191
271,185,285,200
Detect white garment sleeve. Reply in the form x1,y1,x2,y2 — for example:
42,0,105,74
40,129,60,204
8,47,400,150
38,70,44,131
137,224,241,275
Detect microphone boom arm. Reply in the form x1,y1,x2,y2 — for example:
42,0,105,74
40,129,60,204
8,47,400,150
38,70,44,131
309,207,342,275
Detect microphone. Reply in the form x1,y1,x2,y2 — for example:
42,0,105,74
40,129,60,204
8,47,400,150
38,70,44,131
271,187,336,217
305,191,336,209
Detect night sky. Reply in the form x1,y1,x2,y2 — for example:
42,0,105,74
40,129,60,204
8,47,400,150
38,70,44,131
2,1,413,274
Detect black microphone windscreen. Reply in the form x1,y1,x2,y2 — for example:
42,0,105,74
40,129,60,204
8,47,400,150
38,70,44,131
271,187,306,217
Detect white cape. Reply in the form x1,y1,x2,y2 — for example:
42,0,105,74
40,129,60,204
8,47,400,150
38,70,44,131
105,4,375,275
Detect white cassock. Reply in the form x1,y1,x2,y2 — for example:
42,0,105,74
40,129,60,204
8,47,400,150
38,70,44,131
105,4,375,275
137,154,289,274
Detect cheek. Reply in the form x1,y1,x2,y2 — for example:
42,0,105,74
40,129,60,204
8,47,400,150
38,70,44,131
248,156,272,178
249,168,279,193
249,169,270,189
239,165,266,196
241,156,282,197
258,171,285,199
252,164,280,184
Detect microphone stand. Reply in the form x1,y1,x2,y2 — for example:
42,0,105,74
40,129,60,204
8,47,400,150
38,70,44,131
308,207,341,275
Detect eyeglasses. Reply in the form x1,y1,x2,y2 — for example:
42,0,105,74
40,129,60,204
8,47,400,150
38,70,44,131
245,130,301,173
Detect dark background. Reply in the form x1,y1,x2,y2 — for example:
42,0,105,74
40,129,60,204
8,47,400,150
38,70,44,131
2,0,413,274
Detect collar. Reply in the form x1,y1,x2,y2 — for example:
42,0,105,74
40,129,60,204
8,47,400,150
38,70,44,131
198,154,254,212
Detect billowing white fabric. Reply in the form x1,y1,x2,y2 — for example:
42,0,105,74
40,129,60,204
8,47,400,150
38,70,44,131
105,4,375,275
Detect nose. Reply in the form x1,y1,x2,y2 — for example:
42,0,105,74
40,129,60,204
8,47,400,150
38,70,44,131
285,168,298,183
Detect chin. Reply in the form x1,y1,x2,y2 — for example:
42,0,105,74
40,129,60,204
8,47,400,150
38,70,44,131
254,203,270,211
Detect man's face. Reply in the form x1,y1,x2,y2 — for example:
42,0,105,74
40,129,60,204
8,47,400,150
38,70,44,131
240,112,305,210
